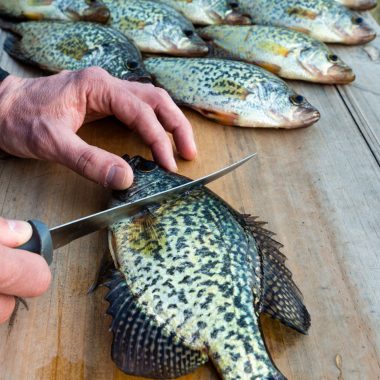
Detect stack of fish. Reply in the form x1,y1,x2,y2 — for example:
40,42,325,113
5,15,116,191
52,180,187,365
0,0,376,129
0,0,377,377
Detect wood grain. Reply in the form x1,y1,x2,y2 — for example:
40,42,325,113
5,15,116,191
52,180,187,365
0,21,380,380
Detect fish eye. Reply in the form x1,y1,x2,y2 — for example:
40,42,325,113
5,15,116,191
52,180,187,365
137,161,157,172
352,16,364,24
327,54,339,63
290,94,305,106
126,60,139,70
230,2,239,8
183,29,194,37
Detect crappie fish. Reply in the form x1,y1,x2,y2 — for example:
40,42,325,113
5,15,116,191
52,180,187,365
335,0,377,10
102,0,208,56
0,0,110,23
199,25,355,84
1,21,150,82
103,155,311,380
144,57,320,128
238,0,376,45
157,0,251,25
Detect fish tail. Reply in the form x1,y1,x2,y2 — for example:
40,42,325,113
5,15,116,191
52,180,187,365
104,270,208,378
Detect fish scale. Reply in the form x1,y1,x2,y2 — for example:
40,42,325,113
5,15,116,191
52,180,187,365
102,155,310,379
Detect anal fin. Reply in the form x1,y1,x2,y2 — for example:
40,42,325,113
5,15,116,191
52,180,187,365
104,270,209,378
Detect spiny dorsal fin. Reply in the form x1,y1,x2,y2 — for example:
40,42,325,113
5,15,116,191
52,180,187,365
240,214,311,334
104,270,209,378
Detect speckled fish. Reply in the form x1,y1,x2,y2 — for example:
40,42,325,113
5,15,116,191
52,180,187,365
102,0,208,56
238,0,376,45
144,57,320,128
0,0,110,23
1,21,150,81
199,25,355,84
335,0,377,10
157,0,251,25
101,155,310,379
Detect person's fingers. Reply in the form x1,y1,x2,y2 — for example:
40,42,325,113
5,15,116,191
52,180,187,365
0,218,32,248
0,294,15,324
55,130,134,190
125,100,178,171
123,84,197,161
78,69,178,171
0,245,51,297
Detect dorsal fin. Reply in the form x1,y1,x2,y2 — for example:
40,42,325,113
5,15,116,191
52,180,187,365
104,270,209,378
240,214,311,334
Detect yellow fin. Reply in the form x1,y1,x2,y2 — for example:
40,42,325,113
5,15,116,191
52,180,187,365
194,107,239,125
253,60,282,74
22,12,44,20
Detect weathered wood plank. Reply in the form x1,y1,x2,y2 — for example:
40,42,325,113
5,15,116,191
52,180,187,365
0,25,380,380
333,13,380,163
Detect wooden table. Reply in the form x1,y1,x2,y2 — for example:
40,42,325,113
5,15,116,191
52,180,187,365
0,14,379,380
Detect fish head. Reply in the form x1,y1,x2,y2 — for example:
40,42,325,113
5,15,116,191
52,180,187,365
59,0,110,23
151,20,208,56
330,9,376,44
197,0,251,25
242,79,320,128
298,46,355,84
112,156,184,203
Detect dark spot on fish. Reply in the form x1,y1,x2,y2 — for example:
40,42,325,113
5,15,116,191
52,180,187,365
244,360,253,373
197,321,207,329
224,312,235,322
229,2,239,8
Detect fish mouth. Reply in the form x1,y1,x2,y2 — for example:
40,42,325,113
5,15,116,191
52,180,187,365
123,72,152,83
291,107,321,128
348,0,377,10
345,23,376,45
224,10,252,25
172,41,209,57
326,65,355,84
82,3,110,23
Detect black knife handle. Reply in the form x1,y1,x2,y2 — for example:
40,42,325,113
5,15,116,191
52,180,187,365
17,220,53,265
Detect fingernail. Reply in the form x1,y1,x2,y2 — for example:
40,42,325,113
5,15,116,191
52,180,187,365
7,220,33,238
106,165,131,189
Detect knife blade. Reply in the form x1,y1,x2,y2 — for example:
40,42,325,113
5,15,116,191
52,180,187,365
17,153,256,264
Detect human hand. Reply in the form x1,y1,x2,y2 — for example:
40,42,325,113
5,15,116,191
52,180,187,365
0,68,197,189
0,218,51,324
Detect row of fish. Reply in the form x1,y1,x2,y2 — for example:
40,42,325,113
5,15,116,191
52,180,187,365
0,0,377,45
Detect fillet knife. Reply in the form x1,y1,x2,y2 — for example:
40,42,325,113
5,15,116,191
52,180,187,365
17,153,256,265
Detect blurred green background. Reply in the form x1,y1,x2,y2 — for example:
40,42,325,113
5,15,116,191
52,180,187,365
372,7,380,23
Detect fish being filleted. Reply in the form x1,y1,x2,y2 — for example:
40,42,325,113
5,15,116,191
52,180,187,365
1,21,151,82
335,0,377,10
102,0,208,56
144,57,320,128
199,25,355,84
100,155,311,380
157,0,251,25
0,0,110,23
238,0,376,45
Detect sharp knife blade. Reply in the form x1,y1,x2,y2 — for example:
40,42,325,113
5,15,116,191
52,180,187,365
50,152,256,249
18,153,256,264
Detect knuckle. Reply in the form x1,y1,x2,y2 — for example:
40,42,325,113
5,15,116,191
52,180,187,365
0,296,15,324
155,87,171,102
76,66,109,84
74,147,96,176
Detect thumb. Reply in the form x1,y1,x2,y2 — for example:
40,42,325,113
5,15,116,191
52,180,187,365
0,218,33,248
57,133,134,190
